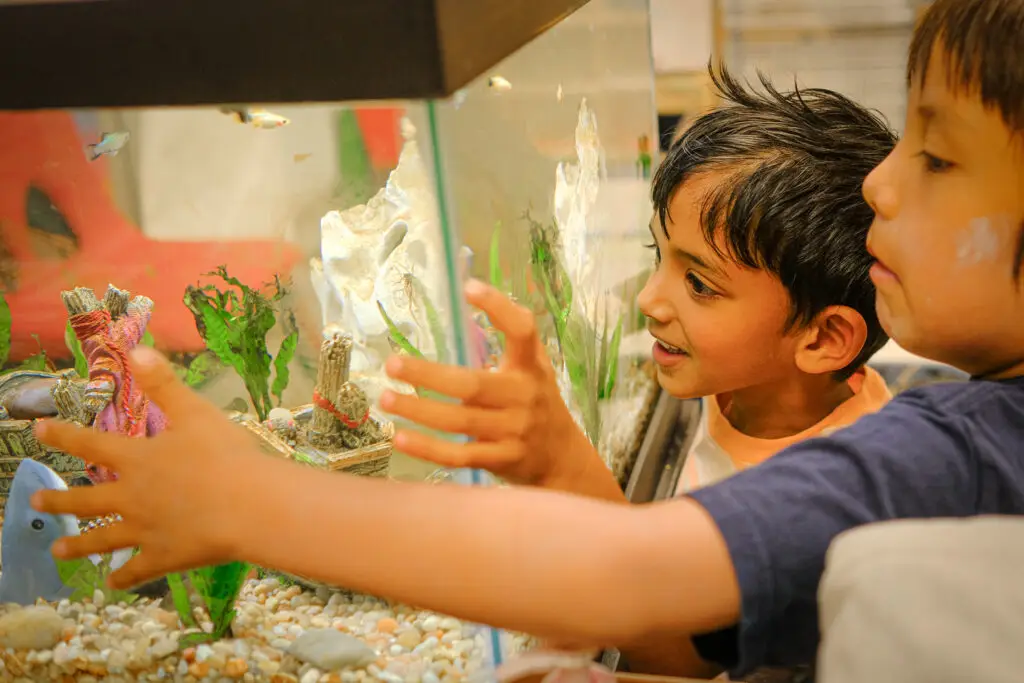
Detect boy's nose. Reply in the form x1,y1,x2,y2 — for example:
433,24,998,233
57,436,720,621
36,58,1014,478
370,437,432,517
637,269,672,324
863,152,899,221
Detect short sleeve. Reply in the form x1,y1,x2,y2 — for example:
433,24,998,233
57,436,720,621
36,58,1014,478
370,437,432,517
686,390,980,677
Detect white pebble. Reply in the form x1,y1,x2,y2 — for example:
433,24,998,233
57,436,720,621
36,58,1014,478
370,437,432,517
300,668,321,683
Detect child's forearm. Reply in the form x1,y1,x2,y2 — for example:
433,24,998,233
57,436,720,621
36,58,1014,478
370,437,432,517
227,454,740,647
538,428,629,504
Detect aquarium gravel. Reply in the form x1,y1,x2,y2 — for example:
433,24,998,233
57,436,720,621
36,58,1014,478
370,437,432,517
0,577,536,682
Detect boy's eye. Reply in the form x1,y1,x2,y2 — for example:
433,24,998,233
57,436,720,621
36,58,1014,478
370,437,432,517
686,272,717,298
918,151,954,174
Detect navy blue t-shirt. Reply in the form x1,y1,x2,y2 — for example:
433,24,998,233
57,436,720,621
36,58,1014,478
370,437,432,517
687,376,1024,678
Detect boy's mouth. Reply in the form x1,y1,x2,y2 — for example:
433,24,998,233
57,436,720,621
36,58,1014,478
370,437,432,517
655,339,685,354
869,259,900,285
652,337,689,366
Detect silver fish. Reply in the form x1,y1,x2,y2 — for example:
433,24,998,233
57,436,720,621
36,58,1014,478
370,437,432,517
85,131,130,162
487,75,512,91
0,459,79,605
219,106,289,129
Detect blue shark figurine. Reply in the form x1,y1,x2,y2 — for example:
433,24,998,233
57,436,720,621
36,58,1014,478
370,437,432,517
0,459,80,605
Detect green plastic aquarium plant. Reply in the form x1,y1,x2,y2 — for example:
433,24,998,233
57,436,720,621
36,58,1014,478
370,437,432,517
55,554,139,606
166,561,251,645
524,212,623,445
0,291,51,374
377,272,451,366
183,266,299,422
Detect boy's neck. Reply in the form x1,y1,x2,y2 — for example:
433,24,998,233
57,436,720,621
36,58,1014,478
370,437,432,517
717,373,856,440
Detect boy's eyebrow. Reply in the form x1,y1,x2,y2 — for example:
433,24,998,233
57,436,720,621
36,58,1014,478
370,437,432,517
918,103,973,134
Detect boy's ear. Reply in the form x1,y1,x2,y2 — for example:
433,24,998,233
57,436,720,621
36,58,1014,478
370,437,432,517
794,305,868,376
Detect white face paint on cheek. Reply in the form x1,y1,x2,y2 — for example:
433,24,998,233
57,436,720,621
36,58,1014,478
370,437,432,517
955,217,1002,268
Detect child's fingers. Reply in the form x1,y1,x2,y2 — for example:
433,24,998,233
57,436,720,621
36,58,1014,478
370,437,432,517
129,346,219,425
52,522,136,561
33,484,122,519
34,419,133,470
384,356,529,408
108,553,169,591
394,429,524,471
384,392,530,440
464,280,539,369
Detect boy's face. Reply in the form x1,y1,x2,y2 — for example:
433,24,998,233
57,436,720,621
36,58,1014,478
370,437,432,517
863,49,1024,377
638,173,802,399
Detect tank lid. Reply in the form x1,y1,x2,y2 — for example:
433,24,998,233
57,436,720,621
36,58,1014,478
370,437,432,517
0,0,591,109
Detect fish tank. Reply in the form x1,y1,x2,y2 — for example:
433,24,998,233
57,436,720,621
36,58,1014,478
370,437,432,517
0,0,658,680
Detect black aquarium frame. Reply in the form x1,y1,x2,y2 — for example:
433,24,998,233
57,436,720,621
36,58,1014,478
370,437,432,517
0,0,591,109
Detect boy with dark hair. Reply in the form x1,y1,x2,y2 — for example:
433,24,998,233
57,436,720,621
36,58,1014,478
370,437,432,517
30,0,1024,679
379,65,895,497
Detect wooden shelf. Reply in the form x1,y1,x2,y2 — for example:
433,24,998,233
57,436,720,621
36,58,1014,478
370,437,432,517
0,0,591,109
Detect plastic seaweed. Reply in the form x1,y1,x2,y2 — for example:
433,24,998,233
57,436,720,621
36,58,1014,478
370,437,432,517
13,334,51,373
176,351,223,389
377,301,424,359
65,321,89,379
167,561,251,645
524,212,622,445
183,266,298,422
55,555,139,605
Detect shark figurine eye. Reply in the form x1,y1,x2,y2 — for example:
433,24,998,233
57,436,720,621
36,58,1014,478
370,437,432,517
30,519,45,531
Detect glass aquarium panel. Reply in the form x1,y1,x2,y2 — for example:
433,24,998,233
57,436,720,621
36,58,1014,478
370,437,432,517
0,0,657,678
0,100,507,679
434,0,661,489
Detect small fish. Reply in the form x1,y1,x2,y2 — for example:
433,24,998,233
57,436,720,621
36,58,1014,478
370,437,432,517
557,83,564,102
85,131,130,162
452,89,468,109
488,75,512,92
220,106,290,129
248,109,290,129
0,459,79,605
293,153,313,163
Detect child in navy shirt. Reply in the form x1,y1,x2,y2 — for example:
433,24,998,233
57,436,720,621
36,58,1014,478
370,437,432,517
31,0,1024,679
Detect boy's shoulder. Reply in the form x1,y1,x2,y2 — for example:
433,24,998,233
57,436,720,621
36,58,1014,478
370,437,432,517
882,374,1024,432
897,372,1024,401
686,375,1024,678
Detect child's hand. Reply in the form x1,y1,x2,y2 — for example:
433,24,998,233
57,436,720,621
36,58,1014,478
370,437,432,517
381,280,591,488
31,346,260,589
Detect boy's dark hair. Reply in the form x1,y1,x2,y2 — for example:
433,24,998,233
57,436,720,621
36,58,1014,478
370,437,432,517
652,64,896,380
909,0,1024,278
909,0,1024,134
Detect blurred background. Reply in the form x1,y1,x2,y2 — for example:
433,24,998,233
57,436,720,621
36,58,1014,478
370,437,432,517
652,0,932,145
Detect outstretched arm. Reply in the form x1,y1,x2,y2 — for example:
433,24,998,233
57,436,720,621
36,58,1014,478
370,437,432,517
236,460,739,647
31,347,741,656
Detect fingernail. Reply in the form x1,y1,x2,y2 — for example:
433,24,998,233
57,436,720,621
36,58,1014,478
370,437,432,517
30,491,45,512
379,391,396,410
384,356,403,376
33,420,48,437
51,539,67,559
464,278,486,296
394,431,409,449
